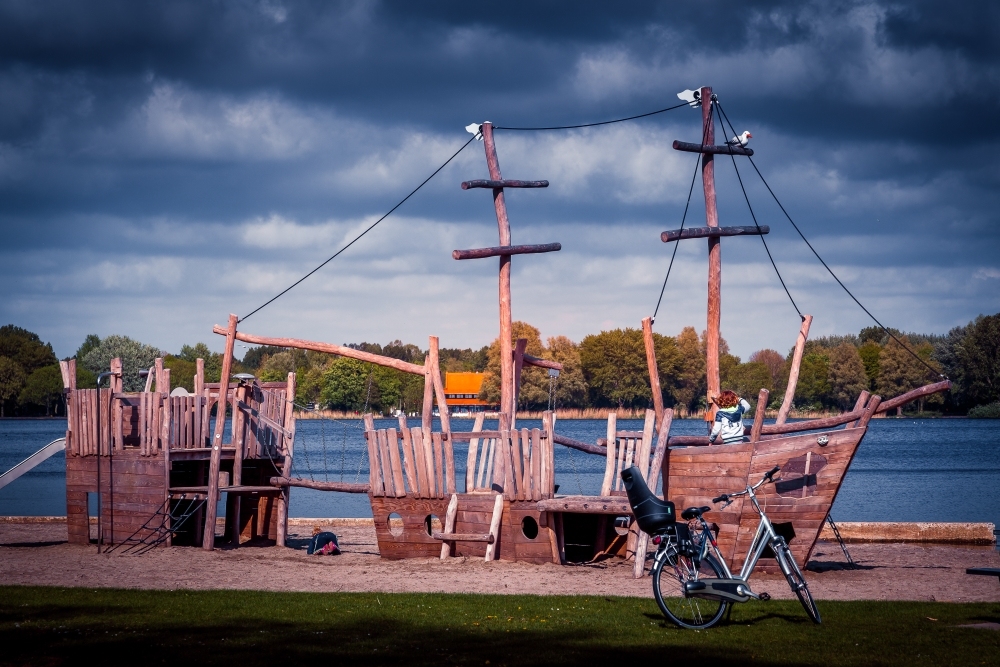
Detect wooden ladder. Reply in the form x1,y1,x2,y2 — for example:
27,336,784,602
433,492,505,561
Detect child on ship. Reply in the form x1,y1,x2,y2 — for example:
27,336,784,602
709,390,752,445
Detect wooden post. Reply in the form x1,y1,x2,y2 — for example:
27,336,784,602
232,384,247,486
202,313,237,550
600,413,617,496
511,338,527,430
428,336,452,437
641,317,664,423
276,372,296,547
701,86,722,427
750,388,769,443
194,358,205,397
155,357,165,394
481,122,514,431
776,314,813,424
485,492,504,561
162,390,172,546
466,412,486,492
110,358,123,453
440,493,459,559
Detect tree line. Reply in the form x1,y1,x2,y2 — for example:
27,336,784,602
1,312,997,417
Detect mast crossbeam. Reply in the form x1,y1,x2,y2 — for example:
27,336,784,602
452,243,561,260
672,140,754,156
461,179,549,189
661,225,769,243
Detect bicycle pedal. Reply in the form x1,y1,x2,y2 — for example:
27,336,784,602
759,592,771,602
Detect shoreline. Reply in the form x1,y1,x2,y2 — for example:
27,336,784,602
2,516,995,545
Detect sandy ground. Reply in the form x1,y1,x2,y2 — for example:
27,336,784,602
2,522,999,602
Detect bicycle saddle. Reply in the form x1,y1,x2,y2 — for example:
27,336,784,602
620,466,676,534
681,506,712,521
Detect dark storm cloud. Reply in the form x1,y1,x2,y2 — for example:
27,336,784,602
0,0,998,356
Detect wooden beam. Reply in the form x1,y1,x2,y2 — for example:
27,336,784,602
661,225,769,243
876,380,951,414
522,354,562,371
269,476,368,493
672,140,754,156
439,493,459,558
203,313,237,550
236,401,292,438
536,496,633,515
552,433,605,456
750,388,769,443
461,179,549,189
212,326,426,376
484,492,504,561
641,317,664,423
433,532,495,543
776,315,813,424
703,86,721,427
761,407,864,435
452,243,561,260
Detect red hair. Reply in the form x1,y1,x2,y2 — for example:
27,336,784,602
714,390,739,408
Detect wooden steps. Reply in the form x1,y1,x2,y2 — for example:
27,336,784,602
433,493,505,561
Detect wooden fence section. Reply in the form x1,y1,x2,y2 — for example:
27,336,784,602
65,384,290,459
365,417,557,502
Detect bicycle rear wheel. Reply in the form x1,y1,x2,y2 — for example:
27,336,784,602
773,540,821,624
652,550,728,629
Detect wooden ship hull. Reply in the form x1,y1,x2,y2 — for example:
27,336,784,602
666,426,865,568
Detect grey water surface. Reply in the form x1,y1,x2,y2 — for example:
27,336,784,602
2,417,997,523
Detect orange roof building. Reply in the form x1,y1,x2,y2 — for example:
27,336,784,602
443,372,492,409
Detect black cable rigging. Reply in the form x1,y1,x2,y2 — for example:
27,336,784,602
239,134,477,323
714,100,944,380
713,101,802,318
652,101,713,320
495,101,690,131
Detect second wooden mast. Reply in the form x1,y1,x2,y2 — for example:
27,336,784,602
454,122,562,428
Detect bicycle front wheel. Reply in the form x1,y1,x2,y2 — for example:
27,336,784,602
652,551,729,629
773,540,821,624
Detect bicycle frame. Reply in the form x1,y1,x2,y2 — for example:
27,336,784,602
682,476,782,587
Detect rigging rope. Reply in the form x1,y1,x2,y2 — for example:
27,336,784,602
239,134,477,323
651,102,712,320
714,101,945,380
494,101,690,131
713,101,802,318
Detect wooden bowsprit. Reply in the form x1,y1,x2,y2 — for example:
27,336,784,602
455,122,562,431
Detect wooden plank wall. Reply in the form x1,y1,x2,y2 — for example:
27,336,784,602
65,452,166,545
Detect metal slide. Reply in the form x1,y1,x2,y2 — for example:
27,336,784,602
0,438,66,491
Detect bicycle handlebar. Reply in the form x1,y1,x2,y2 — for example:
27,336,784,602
713,466,783,503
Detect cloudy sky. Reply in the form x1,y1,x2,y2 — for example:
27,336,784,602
2,0,998,360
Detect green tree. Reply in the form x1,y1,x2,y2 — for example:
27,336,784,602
82,335,162,391
0,325,58,375
75,334,101,363
321,358,375,411
749,349,785,388
162,356,196,392
259,351,297,382
672,326,706,414
877,337,931,413
827,343,868,410
18,365,64,416
479,322,548,409
957,313,1000,409
858,341,881,390
0,356,26,417
545,336,588,408
580,328,651,409
723,361,773,403
795,352,831,409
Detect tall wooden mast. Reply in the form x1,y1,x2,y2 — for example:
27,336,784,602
454,122,562,429
661,87,765,427
701,86,722,424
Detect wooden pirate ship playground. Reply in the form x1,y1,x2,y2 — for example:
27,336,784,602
55,85,950,575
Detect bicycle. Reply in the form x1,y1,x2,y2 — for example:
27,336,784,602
621,464,821,629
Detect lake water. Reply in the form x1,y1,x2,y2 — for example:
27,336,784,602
2,417,998,524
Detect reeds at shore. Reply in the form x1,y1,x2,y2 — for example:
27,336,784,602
294,406,852,421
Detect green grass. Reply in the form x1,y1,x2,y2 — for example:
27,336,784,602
2,586,998,666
